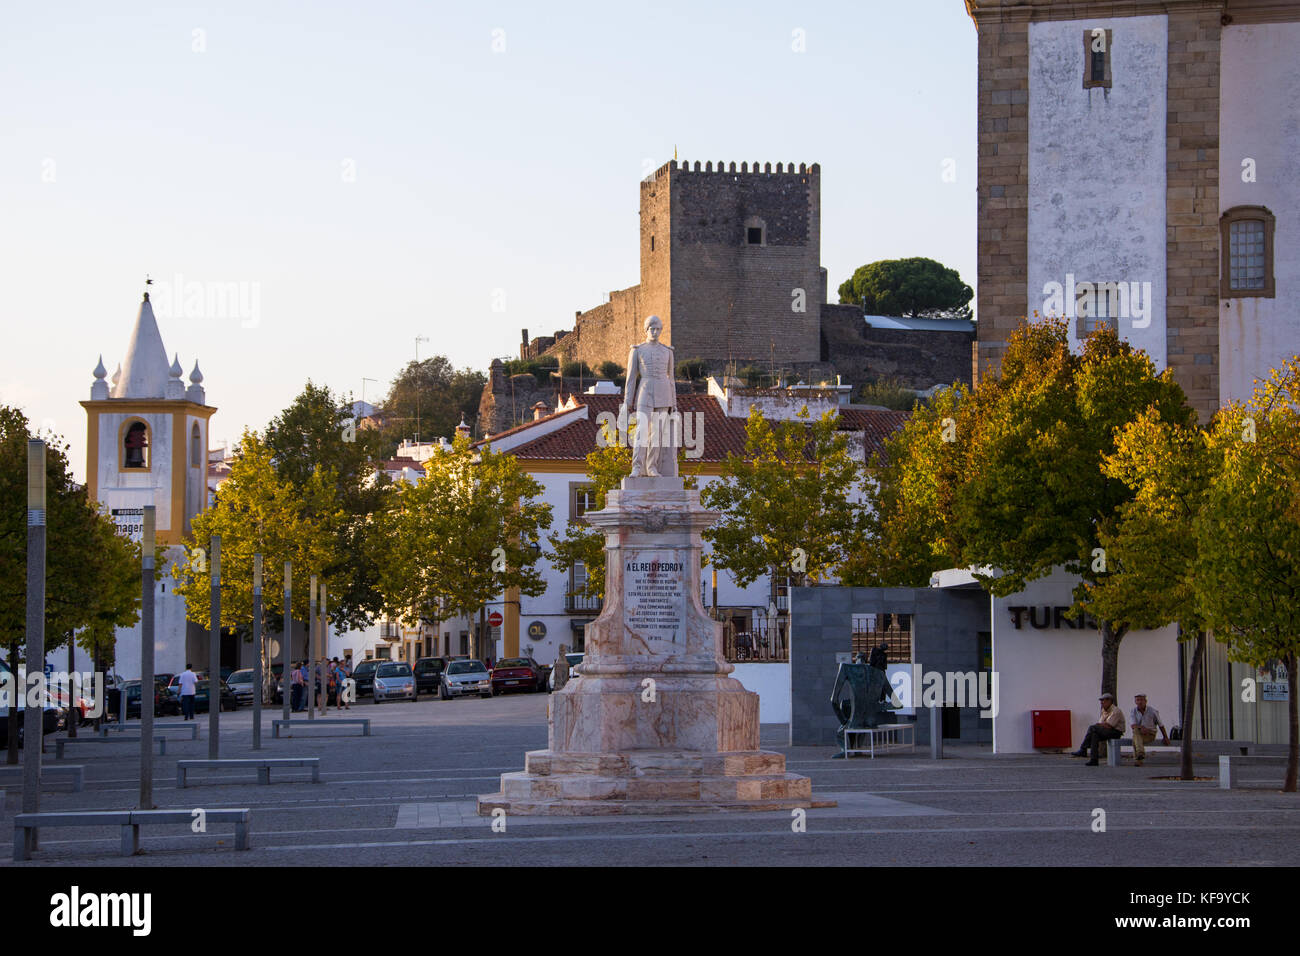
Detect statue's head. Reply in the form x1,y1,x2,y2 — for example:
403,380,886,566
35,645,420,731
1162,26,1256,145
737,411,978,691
644,314,662,342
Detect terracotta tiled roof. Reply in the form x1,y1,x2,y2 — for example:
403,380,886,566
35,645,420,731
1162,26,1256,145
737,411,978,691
476,394,907,463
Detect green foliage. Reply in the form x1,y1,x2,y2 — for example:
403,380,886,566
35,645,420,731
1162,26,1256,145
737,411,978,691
837,257,973,319
172,430,340,633
856,377,919,411
504,357,558,388
858,318,1194,697
0,406,142,664
675,357,708,382
736,365,772,388
264,381,391,632
598,360,624,381
561,360,595,379
702,406,863,589
375,433,552,655
1193,360,1300,790
383,357,486,443
1085,407,1212,636
843,385,968,587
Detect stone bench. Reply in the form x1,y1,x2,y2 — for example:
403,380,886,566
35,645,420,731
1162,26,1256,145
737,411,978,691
176,757,321,788
1105,738,1251,766
98,722,199,740
0,764,85,792
55,736,167,759
1219,754,1288,789
13,808,250,861
272,718,370,738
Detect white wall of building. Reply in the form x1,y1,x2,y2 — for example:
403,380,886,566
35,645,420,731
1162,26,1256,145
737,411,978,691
731,662,790,723
1028,16,1168,366
1218,22,1300,405
990,568,1179,754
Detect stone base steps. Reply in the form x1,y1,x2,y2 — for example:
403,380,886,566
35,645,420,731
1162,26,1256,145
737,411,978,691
476,795,832,816
479,748,828,815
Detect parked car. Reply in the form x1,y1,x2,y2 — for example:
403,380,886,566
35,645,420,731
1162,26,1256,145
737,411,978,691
120,678,177,718
372,662,416,703
0,661,63,746
165,673,239,713
440,660,493,699
225,669,257,705
548,652,585,691
491,657,546,694
413,657,444,696
351,659,381,698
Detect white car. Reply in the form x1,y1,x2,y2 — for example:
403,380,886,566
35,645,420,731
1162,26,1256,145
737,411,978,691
225,669,257,704
372,662,416,703
440,660,493,699
548,653,584,692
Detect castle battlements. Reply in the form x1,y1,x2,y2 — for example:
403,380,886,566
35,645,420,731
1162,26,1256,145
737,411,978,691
646,160,819,182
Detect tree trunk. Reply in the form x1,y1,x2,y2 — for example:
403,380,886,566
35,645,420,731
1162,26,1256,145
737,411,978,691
1286,651,1298,794
1179,630,1205,781
1099,620,1124,699
6,642,19,764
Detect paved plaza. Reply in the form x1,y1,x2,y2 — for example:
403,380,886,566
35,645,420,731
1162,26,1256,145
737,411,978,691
4,694,1298,867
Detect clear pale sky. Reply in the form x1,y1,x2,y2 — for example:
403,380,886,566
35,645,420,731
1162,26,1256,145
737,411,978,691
0,0,977,483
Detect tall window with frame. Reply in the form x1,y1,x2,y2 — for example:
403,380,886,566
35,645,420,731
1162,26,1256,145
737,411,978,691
1083,28,1112,89
569,483,596,524
1220,206,1276,298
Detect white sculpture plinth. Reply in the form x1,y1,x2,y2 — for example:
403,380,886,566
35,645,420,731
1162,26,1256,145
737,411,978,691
478,476,822,815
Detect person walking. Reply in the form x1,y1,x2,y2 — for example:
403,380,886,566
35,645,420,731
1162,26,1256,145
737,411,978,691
1072,693,1127,766
178,664,199,721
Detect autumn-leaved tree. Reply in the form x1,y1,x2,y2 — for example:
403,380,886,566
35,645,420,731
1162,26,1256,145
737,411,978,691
1086,407,1215,779
844,384,970,587
950,320,1192,698
264,381,391,633
375,432,552,659
547,422,632,601
702,406,863,599
1194,359,1300,792
172,430,339,641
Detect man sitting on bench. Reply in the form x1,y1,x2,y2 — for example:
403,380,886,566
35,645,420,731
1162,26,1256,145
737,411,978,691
1072,693,1126,766
1129,693,1170,767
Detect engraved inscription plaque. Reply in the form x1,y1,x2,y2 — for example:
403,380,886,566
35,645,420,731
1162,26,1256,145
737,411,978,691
623,549,686,644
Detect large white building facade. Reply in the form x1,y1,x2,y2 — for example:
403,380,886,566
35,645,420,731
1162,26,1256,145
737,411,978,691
967,0,1298,744
969,0,1300,421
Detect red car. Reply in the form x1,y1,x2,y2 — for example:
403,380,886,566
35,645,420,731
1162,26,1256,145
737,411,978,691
490,657,545,694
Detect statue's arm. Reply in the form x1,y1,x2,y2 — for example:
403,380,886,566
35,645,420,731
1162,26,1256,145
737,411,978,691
623,346,639,410
664,344,676,409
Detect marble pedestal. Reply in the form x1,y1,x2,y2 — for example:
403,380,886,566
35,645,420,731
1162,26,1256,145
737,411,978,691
478,477,822,815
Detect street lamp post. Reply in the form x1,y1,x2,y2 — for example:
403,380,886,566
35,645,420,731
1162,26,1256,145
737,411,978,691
22,441,46,824
208,536,221,759
252,553,263,750
139,506,156,808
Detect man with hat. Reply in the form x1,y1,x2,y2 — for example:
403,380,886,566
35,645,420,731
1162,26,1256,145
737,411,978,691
1071,692,1126,766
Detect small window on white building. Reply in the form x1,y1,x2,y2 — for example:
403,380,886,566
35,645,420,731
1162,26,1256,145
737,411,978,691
1221,206,1275,298
191,423,202,468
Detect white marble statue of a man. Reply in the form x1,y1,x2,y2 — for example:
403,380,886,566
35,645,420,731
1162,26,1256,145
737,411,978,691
621,314,678,478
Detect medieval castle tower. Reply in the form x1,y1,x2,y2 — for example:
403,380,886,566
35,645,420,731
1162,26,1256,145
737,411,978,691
523,159,827,369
